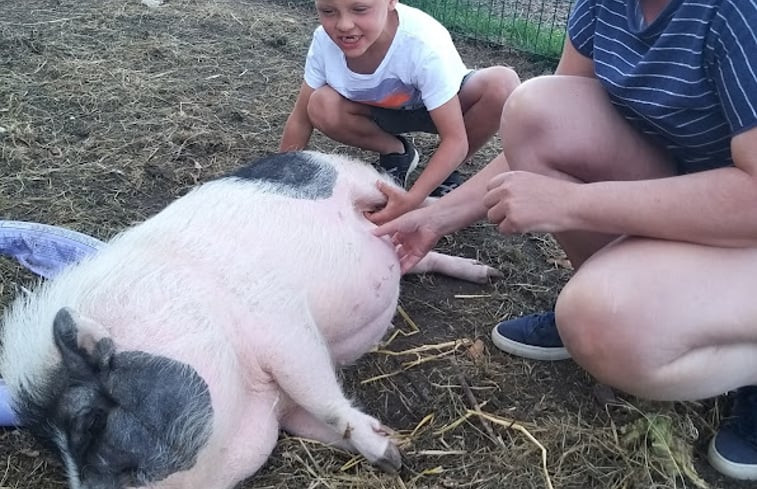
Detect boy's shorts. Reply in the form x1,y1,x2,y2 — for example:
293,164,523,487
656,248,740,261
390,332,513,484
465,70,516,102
369,70,475,135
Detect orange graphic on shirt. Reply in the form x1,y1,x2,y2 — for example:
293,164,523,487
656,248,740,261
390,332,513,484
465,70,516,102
364,91,412,109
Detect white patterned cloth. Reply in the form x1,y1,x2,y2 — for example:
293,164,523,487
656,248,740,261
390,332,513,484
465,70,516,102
0,220,104,278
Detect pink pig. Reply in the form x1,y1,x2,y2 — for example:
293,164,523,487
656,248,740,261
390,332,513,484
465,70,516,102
0,151,500,489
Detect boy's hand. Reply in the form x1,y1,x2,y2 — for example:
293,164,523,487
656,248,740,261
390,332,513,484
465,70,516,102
366,181,425,225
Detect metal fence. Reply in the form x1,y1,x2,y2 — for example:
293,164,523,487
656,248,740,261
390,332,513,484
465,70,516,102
281,0,574,58
405,0,573,57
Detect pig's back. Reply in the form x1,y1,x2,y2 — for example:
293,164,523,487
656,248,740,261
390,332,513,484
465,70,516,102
133,151,397,280
82,152,398,342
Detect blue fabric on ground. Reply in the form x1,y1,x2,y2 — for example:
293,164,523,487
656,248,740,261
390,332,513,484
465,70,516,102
0,220,104,426
0,220,104,278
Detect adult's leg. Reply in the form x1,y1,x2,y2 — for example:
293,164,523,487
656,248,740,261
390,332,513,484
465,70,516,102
307,85,404,155
457,66,520,160
499,75,677,267
556,237,757,401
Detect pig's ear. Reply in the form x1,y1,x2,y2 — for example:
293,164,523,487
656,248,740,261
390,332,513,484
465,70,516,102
53,307,115,375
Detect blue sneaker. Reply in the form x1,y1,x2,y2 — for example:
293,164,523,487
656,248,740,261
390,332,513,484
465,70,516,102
708,386,757,480
490,312,570,361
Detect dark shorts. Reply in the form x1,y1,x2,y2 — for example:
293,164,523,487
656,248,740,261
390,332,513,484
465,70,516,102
369,70,475,135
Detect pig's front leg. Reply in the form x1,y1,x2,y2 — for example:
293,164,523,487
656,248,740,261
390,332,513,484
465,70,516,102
281,404,355,451
257,311,401,473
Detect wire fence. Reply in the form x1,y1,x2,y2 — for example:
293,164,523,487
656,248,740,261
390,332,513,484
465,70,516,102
406,0,573,57
279,0,574,58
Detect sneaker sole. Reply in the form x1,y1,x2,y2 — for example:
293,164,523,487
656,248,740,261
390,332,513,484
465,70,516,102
708,437,757,480
490,325,571,361
402,149,420,189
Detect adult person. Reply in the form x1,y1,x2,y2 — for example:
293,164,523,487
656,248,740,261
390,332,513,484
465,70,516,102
374,0,757,480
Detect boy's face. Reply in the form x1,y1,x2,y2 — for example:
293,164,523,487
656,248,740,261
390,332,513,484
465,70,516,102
314,0,398,59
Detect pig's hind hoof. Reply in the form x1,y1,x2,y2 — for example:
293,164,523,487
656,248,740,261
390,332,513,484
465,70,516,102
374,443,402,474
468,259,504,284
486,265,504,281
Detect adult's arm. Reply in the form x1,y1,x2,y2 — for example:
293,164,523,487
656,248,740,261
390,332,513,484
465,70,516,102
568,127,757,247
555,37,595,77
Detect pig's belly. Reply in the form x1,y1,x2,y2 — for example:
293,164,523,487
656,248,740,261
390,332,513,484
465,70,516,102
306,230,401,363
203,195,402,359
301,217,401,356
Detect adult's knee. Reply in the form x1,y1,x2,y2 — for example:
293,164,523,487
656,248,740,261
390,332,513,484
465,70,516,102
499,76,561,172
555,265,653,394
555,273,611,369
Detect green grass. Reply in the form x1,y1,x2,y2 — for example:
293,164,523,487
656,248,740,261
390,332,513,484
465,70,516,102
404,0,566,58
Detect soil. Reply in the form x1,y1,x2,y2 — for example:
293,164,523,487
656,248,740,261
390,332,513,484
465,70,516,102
0,1,746,489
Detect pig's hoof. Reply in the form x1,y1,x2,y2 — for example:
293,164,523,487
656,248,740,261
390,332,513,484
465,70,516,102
486,266,504,280
374,423,397,437
469,260,503,284
374,443,402,473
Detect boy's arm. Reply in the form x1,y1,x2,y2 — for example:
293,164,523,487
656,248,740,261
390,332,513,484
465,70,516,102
367,96,468,225
408,95,468,200
279,82,316,152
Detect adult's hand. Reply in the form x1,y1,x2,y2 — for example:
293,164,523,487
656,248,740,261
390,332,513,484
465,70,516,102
372,205,443,274
484,171,577,235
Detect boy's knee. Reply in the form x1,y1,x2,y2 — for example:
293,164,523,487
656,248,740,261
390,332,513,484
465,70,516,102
307,87,341,131
464,66,520,113
479,66,520,99
494,66,521,97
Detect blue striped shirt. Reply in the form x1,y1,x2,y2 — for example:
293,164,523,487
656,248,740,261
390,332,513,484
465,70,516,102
569,0,757,172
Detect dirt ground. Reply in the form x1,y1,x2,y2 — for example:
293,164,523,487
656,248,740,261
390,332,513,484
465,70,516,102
0,1,747,488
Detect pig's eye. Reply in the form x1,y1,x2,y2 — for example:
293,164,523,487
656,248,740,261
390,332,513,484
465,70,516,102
89,411,107,432
69,408,108,459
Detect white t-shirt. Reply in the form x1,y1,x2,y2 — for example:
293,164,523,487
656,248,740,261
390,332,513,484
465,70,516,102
303,3,470,111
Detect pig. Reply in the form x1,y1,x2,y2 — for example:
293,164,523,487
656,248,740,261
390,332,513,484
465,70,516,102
0,151,500,489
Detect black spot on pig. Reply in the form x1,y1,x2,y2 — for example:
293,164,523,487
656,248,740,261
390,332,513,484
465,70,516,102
18,310,214,488
229,152,337,199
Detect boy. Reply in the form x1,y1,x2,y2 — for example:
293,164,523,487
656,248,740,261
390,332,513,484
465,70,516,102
279,0,519,224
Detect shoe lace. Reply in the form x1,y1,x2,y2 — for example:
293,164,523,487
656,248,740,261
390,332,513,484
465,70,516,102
528,313,559,341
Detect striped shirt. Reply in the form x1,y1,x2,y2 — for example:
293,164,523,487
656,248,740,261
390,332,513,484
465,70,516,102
568,0,757,172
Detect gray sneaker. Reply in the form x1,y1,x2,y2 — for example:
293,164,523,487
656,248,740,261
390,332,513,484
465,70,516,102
378,135,419,188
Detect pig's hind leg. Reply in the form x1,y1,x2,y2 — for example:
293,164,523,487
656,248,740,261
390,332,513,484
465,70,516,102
409,251,503,284
258,313,401,473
